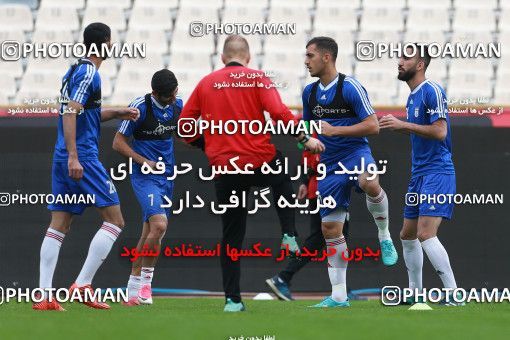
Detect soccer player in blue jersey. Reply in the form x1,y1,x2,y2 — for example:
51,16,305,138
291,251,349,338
302,37,398,308
380,44,462,305
113,69,183,306
33,23,140,311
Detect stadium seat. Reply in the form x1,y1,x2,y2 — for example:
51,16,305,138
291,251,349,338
0,29,24,43
0,57,23,78
170,27,215,53
180,0,223,9
406,8,451,32
98,60,118,80
264,31,308,53
88,0,131,9
267,6,311,32
35,7,80,31
0,91,8,104
0,74,16,97
175,6,218,30
262,52,307,73
115,68,153,95
224,0,268,9
31,30,74,44
314,7,358,32
109,88,145,106
272,0,314,7
121,53,165,71
367,89,397,106
360,7,404,31
363,0,405,8
133,0,179,9
357,30,401,44
125,29,169,55
454,0,497,9
25,56,70,75
82,6,126,32
404,30,448,45
222,5,265,24
447,74,493,100
407,0,452,10
168,51,212,73
0,4,33,32
450,31,495,46
17,71,62,100
355,70,398,96
452,8,496,32
493,73,510,103
312,30,355,54
498,9,510,31
130,7,173,31
101,76,112,98
39,0,85,9
317,0,360,9
449,59,494,76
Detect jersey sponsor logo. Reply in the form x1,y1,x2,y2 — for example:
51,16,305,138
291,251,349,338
312,105,349,118
140,122,176,136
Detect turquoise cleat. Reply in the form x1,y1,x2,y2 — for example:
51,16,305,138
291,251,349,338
309,296,350,308
223,298,246,312
380,239,398,266
281,233,300,254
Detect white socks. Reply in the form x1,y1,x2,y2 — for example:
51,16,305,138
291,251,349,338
366,189,391,241
421,237,457,289
141,267,154,286
325,236,348,302
39,228,65,289
75,222,122,287
401,238,423,290
127,275,141,298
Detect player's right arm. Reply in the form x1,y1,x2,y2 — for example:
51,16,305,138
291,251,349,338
112,132,155,168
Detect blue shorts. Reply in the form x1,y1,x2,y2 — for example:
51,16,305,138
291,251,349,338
48,160,120,215
318,149,375,218
404,173,456,220
131,173,174,222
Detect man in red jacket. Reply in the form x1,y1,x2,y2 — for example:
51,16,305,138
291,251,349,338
179,35,324,312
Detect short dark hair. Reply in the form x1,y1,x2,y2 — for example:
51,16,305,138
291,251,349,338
306,36,338,60
411,43,431,70
151,69,178,96
83,22,111,54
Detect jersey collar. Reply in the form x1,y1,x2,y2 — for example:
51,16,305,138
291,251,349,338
319,75,339,91
410,79,428,95
151,95,169,110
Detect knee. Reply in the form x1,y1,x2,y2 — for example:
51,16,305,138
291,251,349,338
400,229,417,240
105,218,125,229
149,221,167,238
360,179,380,197
417,230,435,242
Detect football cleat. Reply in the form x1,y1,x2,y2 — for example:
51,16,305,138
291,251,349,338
380,239,398,266
122,297,141,306
281,234,300,254
223,298,246,312
137,284,153,305
309,296,350,308
69,283,110,309
265,275,294,301
32,299,66,311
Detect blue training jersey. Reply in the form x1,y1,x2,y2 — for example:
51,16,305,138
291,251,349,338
405,79,455,177
118,95,183,176
54,59,102,162
302,75,375,165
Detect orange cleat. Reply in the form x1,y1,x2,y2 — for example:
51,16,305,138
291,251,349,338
69,283,110,309
33,299,66,311
121,297,141,307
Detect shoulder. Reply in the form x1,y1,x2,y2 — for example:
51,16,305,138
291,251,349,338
423,80,446,96
343,76,365,92
303,81,316,96
174,96,184,109
129,96,146,110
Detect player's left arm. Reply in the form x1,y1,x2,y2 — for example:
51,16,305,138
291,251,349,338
319,79,379,137
100,107,140,122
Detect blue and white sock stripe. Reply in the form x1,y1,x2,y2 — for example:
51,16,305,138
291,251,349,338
71,64,95,104
345,77,375,115
427,80,447,119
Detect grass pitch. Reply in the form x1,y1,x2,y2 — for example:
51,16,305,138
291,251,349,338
1,298,509,340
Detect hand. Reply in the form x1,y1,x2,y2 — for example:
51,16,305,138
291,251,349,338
320,121,336,137
379,114,405,131
118,107,140,121
303,137,325,154
144,159,158,171
68,157,83,180
297,184,308,200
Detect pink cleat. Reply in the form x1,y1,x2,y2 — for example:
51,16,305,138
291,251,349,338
122,297,141,306
137,284,153,305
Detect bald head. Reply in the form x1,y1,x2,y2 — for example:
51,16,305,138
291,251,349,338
221,35,250,66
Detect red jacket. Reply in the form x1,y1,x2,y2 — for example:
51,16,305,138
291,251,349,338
179,63,297,170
